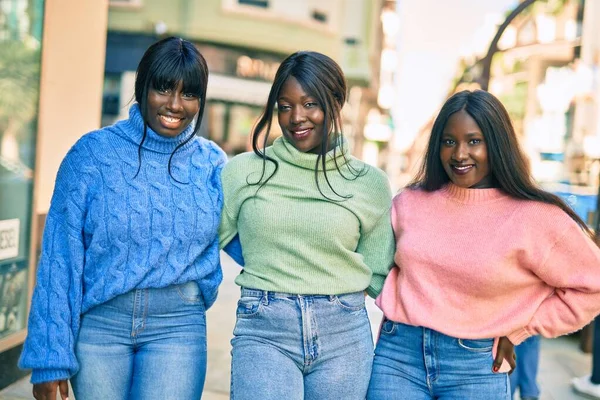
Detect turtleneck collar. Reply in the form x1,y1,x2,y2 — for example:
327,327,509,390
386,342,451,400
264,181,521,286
117,103,197,154
271,136,350,171
440,183,508,204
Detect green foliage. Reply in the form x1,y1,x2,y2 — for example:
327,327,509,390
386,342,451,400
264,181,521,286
0,41,41,133
498,81,528,121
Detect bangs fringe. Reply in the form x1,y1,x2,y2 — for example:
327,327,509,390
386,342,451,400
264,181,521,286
150,54,204,96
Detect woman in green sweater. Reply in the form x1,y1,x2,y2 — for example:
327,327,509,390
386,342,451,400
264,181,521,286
219,51,395,400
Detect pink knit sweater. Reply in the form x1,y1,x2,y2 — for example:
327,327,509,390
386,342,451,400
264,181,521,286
376,184,600,345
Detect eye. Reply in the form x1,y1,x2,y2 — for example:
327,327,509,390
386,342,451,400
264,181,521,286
182,92,198,99
441,139,455,146
469,138,483,145
305,102,318,108
156,87,171,95
278,104,291,111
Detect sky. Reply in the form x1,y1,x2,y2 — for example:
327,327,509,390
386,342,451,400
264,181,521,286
391,0,518,150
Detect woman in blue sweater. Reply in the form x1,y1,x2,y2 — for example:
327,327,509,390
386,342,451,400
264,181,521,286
19,37,227,400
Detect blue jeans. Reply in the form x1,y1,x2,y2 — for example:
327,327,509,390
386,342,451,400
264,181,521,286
230,288,374,400
510,335,541,399
70,281,207,399
367,319,510,400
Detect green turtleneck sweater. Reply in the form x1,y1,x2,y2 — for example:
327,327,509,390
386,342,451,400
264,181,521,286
219,137,395,297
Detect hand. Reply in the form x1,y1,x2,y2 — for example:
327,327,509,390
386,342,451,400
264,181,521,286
33,380,69,400
493,336,516,375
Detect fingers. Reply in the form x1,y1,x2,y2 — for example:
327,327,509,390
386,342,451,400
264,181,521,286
58,380,69,400
33,382,54,400
33,381,67,400
492,351,517,374
492,336,517,374
492,353,503,373
507,352,517,375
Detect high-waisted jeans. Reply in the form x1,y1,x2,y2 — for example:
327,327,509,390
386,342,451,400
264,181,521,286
70,281,207,400
367,319,510,400
230,288,374,400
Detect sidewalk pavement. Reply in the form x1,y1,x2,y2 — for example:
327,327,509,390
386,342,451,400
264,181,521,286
0,252,593,399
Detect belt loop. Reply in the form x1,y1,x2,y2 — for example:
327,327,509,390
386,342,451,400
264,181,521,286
262,290,269,305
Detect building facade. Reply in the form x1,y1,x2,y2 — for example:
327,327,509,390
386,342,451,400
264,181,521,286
104,0,384,157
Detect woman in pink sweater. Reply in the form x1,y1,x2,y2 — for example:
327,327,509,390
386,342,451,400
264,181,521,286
367,90,600,400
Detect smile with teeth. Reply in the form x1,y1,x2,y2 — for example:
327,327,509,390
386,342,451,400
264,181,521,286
452,165,474,175
160,115,182,124
291,128,312,139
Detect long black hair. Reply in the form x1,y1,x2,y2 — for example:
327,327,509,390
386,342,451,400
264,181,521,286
251,50,363,200
411,89,593,238
134,36,209,179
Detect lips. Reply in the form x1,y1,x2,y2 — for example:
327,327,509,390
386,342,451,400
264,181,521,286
159,114,184,130
451,164,474,175
289,127,313,140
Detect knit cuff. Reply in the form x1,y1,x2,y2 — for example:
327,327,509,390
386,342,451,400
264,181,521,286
507,327,531,345
366,275,385,299
30,368,71,384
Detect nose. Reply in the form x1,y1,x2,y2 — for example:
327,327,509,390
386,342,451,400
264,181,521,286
452,142,468,162
166,93,183,111
290,106,306,124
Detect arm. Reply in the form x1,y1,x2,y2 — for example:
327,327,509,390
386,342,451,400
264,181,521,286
207,144,244,266
218,160,245,266
19,153,87,385
218,187,240,251
507,221,600,345
223,234,244,266
361,209,396,298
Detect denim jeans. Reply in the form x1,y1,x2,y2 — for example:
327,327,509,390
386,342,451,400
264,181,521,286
70,281,207,399
367,319,510,400
510,335,541,399
593,316,600,384
230,288,374,400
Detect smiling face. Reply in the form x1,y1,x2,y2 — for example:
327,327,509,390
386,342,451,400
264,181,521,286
146,80,200,138
277,76,325,154
439,109,493,189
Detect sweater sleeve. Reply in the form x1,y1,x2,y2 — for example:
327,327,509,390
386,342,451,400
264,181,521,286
219,161,241,250
507,221,600,345
362,208,396,298
360,174,395,298
18,152,87,383
206,145,244,266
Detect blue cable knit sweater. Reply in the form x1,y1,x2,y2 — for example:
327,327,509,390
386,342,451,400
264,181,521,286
19,104,227,384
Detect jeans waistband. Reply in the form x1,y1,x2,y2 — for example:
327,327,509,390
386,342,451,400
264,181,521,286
240,287,362,301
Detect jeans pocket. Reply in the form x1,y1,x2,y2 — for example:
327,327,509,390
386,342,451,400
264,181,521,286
458,338,494,353
331,292,365,312
236,295,262,318
380,318,396,335
176,281,203,304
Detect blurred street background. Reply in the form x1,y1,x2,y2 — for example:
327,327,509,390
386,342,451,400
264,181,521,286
1,0,600,398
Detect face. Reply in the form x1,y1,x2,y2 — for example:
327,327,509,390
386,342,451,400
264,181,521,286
439,109,493,189
277,76,326,154
146,80,200,138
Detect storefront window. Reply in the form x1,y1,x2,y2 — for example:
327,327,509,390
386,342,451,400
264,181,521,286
0,0,44,340
206,101,278,155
